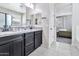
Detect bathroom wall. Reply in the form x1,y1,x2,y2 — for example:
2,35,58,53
55,3,72,32
35,3,50,48
34,3,55,48
55,3,72,15
64,15,72,31
56,15,72,31
72,3,79,48
48,3,55,47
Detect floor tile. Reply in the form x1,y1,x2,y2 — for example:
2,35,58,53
29,41,79,56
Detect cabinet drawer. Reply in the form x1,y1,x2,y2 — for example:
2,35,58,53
25,32,34,45
0,43,10,56
35,31,42,35
0,34,23,45
0,34,24,56
25,43,34,56
35,31,42,49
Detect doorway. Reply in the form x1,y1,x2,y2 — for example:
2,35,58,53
54,3,72,45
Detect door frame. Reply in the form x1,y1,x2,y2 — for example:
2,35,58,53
54,3,72,45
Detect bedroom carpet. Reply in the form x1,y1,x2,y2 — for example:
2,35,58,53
56,37,71,44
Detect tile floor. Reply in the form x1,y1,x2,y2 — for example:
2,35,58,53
56,37,71,44
29,42,79,56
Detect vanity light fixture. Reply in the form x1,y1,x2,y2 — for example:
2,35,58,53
24,3,34,9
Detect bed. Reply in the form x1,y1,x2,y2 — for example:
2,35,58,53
57,29,72,38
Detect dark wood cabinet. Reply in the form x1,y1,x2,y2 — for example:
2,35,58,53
25,32,34,46
35,31,42,49
12,36,24,56
0,30,42,56
0,43,10,56
24,32,34,56
24,30,42,55
0,34,24,56
25,43,34,55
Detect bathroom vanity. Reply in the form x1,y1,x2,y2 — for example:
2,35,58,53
0,29,42,56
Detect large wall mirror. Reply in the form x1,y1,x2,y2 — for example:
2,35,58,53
0,12,5,28
11,16,21,26
0,12,22,31
6,14,12,27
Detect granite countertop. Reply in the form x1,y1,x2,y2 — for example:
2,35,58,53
0,28,42,37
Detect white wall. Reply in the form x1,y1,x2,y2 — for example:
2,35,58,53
64,16,72,31
56,15,72,31
25,7,34,26
35,3,50,48
55,3,72,15
55,3,72,31
49,4,55,47
34,3,55,48
72,3,79,48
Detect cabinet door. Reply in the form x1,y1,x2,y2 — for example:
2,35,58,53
25,43,34,56
12,36,24,56
35,31,42,49
25,32,34,46
0,43,10,56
